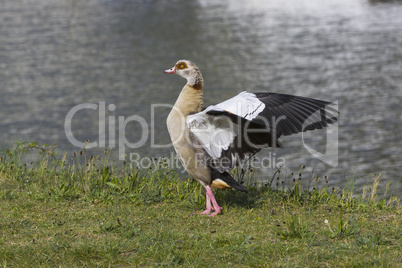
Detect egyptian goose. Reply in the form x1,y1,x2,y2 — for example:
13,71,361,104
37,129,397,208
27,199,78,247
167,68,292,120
165,60,338,216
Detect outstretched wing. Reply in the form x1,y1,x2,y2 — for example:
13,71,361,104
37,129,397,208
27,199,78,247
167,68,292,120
187,91,338,172
252,92,338,136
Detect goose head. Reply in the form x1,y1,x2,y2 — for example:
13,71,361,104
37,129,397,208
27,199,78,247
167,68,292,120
164,59,203,90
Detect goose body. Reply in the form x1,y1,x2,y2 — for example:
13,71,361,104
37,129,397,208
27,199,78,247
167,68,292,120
165,60,338,216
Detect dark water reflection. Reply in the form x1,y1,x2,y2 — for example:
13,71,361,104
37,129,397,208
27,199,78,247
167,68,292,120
0,0,401,196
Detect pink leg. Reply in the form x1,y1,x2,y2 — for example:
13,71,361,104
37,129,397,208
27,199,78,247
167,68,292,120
205,186,222,217
200,191,213,214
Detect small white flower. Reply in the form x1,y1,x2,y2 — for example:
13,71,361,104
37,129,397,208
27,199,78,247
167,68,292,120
324,219,329,224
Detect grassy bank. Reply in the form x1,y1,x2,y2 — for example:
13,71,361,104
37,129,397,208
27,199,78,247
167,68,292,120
0,142,401,267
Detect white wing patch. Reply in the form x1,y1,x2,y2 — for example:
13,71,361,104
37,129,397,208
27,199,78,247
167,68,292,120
205,91,265,121
186,91,264,159
187,112,237,159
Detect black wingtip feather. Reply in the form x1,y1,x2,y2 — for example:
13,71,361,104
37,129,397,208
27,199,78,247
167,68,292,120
254,92,339,137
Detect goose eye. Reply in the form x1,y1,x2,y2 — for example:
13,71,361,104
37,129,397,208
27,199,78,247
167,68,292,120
177,62,187,70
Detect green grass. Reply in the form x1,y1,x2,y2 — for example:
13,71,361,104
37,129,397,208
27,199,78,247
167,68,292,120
0,142,401,267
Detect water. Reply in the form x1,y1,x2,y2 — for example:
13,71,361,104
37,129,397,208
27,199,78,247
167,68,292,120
1,0,401,196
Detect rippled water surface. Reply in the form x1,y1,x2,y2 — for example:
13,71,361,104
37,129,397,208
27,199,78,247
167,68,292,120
1,0,401,195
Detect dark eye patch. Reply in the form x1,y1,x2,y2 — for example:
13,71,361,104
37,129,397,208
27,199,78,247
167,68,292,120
176,61,188,70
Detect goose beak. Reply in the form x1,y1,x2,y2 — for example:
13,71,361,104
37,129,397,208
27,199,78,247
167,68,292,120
164,67,176,74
